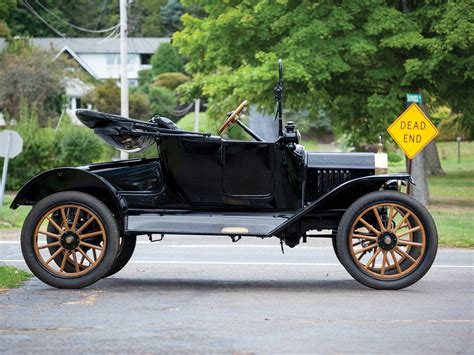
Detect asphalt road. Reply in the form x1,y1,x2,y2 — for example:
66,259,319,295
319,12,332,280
0,236,473,354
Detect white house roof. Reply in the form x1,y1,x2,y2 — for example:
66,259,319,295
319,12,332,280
0,37,170,54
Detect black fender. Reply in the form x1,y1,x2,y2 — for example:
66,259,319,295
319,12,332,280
10,168,127,220
267,173,411,237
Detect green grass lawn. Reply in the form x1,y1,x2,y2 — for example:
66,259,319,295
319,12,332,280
389,141,474,248
0,265,31,289
0,195,30,229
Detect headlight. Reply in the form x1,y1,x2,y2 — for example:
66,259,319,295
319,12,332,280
375,153,388,174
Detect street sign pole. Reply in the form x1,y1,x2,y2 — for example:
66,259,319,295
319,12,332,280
0,131,12,206
406,157,412,194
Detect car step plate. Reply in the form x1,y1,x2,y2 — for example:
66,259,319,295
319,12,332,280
126,212,293,236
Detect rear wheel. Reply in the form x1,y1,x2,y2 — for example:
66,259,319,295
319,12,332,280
21,191,119,289
336,191,437,290
103,235,136,278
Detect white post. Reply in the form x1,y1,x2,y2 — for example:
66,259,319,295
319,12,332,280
0,132,12,206
120,0,129,160
194,99,200,132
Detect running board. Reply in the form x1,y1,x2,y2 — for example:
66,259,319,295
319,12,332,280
125,212,295,236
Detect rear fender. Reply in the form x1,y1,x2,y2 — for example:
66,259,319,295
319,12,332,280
10,168,126,220
267,173,411,237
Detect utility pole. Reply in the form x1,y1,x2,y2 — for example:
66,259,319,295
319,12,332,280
120,0,129,160
194,99,200,132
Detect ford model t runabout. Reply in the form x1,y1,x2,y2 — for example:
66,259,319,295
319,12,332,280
12,62,437,289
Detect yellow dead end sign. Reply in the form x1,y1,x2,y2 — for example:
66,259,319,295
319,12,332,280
387,103,438,159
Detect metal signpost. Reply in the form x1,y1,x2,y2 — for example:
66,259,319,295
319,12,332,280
0,130,23,206
387,103,438,194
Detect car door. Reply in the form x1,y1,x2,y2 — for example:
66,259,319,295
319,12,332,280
222,141,276,205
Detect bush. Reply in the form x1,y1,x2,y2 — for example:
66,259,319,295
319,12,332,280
2,105,111,190
387,150,403,163
149,86,177,119
154,72,190,90
150,43,184,77
83,79,151,119
55,119,106,166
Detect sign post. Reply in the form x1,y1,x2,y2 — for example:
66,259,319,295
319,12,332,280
0,130,23,206
387,103,438,194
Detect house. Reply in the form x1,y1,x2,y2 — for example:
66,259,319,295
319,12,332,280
0,37,170,121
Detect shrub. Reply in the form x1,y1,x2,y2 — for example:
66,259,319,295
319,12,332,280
154,72,190,90
150,43,184,77
2,105,112,190
55,118,106,166
149,86,177,119
83,79,151,119
5,107,57,189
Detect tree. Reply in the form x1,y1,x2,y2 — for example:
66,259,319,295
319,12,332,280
150,42,184,77
0,40,67,124
0,0,15,38
83,79,151,119
160,0,185,35
174,0,473,147
129,0,167,37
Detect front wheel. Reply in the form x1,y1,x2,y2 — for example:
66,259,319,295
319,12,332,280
336,191,437,290
21,191,120,289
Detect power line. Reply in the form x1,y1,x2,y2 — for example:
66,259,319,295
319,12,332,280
33,0,119,34
95,0,110,31
22,0,66,37
22,0,121,46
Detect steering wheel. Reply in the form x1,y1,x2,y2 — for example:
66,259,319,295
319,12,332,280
218,100,248,135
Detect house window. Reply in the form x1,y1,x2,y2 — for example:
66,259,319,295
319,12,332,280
140,53,152,65
106,54,139,65
106,54,120,66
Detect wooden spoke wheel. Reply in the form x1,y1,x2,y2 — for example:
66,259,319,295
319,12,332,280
349,203,426,280
21,191,119,289
336,191,437,290
34,204,106,277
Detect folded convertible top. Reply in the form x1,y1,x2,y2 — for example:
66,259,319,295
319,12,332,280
75,109,158,153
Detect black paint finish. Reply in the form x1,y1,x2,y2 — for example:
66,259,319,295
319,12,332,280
11,110,410,239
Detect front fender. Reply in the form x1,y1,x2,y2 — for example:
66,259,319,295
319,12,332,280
10,168,127,219
267,173,411,237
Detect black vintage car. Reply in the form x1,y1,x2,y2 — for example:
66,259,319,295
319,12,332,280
12,62,437,290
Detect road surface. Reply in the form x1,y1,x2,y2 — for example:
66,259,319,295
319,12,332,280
0,236,472,353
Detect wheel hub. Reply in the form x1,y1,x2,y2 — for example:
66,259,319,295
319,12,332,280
378,231,397,251
61,231,80,250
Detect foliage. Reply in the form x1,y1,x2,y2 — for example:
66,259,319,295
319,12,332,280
432,106,469,141
160,0,185,35
0,266,31,289
150,43,184,77
2,105,110,190
174,0,474,147
154,72,190,90
149,86,178,118
2,0,204,38
5,0,119,37
130,0,167,37
83,79,151,119
0,0,15,37
0,40,67,124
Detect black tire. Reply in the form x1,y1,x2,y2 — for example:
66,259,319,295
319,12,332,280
332,236,341,262
21,191,120,289
336,191,437,290
103,235,136,278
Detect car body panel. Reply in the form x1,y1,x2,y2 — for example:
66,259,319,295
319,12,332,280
12,108,409,240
